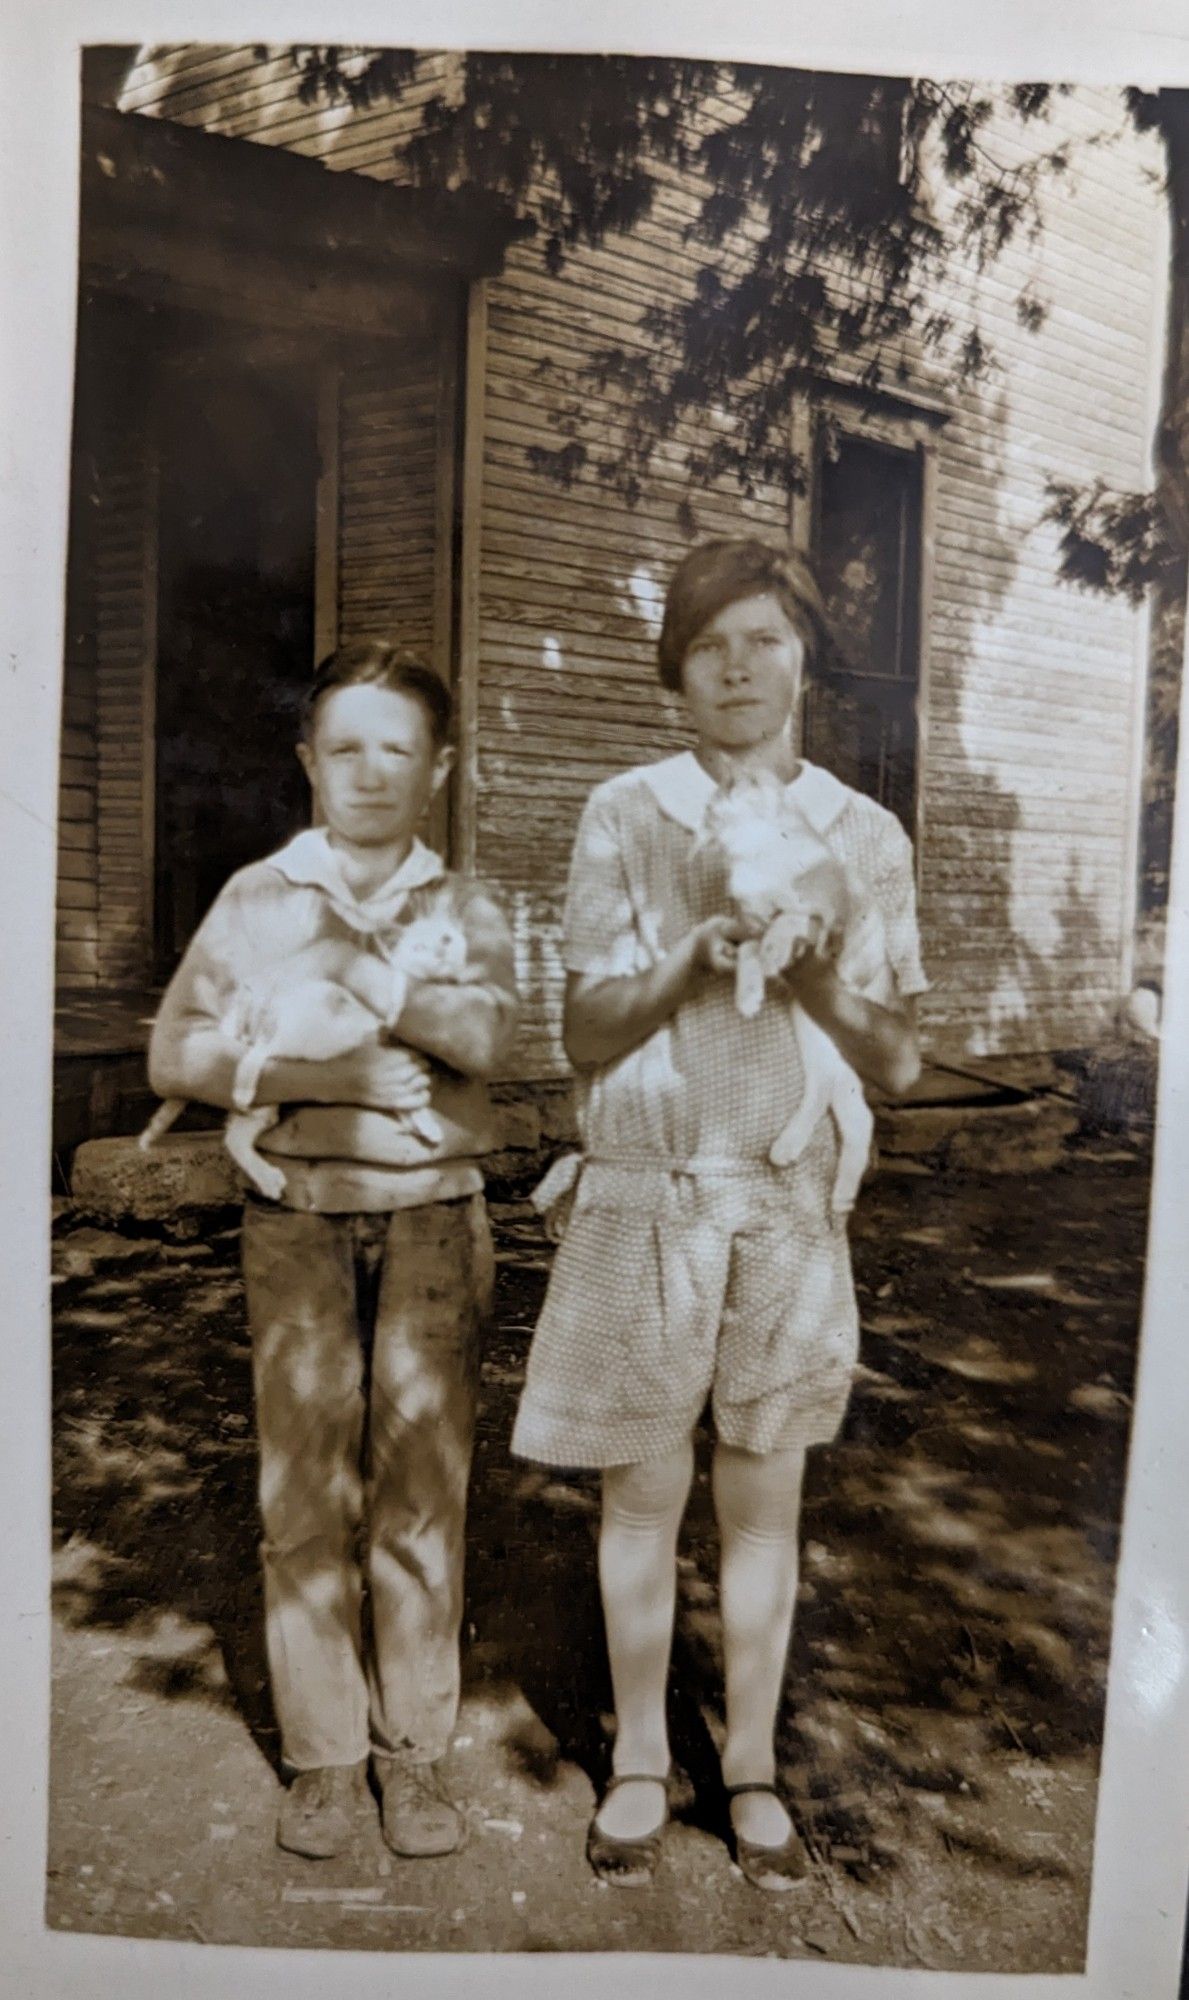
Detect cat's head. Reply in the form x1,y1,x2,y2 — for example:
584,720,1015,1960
391,908,468,978
700,769,802,860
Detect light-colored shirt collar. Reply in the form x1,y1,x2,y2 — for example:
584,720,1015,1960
268,828,445,933
639,749,852,834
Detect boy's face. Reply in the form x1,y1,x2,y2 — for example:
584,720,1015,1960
298,683,453,852
679,592,805,753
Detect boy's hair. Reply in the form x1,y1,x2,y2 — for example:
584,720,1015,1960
302,641,453,749
657,539,829,692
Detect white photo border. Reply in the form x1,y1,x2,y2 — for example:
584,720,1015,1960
3,4,1188,1996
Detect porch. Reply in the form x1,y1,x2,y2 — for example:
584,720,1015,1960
56,103,515,1084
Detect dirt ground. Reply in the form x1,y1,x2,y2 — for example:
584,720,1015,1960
47,1135,1150,1970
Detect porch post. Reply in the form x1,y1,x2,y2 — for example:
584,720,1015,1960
453,279,488,876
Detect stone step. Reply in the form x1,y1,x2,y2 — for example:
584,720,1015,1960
71,1132,241,1221
875,1091,1082,1174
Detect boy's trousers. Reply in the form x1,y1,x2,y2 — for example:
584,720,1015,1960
240,1194,494,1772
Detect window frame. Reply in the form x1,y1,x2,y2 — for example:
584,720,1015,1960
790,386,944,876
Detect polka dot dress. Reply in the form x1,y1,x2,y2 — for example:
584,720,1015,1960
510,755,929,1470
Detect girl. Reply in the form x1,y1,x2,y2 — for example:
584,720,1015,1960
511,539,927,1891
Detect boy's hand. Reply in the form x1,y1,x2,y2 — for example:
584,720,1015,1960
327,1041,434,1111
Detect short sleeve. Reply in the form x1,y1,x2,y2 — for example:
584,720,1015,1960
562,786,641,978
870,817,930,1000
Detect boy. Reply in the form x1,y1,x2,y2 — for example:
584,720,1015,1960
149,642,519,1861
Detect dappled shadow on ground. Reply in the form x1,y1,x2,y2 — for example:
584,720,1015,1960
460,1154,1147,1885
53,1146,1149,1903
52,1216,277,1764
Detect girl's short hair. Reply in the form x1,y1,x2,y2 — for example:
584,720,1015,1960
657,539,829,691
301,641,452,748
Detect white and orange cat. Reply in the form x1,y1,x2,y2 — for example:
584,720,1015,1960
140,899,469,1202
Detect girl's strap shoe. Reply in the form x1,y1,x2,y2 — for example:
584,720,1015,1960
725,1781,810,1893
586,1772,671,1887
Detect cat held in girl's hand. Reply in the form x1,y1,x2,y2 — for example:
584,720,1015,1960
700,769,894,1217
140,903,469,1202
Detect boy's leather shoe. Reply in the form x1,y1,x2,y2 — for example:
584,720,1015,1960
276,1761,368,1858
375,1759,463,1857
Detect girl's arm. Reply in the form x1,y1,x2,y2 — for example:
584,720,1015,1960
782,811,926,1098
784,952,921,1097
564,915,746,1069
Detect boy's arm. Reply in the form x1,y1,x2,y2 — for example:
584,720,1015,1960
147,889,255,1110
148,883,431,1113
392,884,520,1080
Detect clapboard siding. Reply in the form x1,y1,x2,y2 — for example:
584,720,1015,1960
909,94,1161,1056
475,161,795,1037
118,54,1165,1066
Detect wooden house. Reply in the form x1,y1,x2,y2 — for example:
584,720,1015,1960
55,48,1169,1156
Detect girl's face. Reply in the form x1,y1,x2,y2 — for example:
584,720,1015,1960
678,592,805,754
298,683,452,852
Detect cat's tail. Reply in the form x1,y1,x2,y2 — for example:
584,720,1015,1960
139,1098,185,1151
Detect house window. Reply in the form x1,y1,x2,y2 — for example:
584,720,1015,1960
804,430,923,833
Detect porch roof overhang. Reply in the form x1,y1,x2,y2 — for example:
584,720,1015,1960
80,104,528,330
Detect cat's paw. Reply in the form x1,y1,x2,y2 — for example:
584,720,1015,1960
758,910,804,976
409,1108,445,1146
735,944,766,1018
248,1161,287,1202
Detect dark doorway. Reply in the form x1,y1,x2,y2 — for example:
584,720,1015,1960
154,339,319,979
804,431,923,834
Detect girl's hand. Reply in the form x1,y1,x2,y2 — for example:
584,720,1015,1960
690,914,753,977
777,916,844,995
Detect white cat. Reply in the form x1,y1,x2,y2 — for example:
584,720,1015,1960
140,903,469,1203
700,770,894,1217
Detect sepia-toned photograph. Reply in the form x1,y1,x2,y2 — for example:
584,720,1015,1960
40,33,1186,1978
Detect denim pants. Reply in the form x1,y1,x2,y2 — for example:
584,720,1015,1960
240,1195,494,1772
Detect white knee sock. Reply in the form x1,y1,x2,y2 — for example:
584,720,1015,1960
596,1444,695,1826
713,1443,806,1792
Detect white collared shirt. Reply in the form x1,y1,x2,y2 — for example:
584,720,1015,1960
637,749,857,837
269,828,445,936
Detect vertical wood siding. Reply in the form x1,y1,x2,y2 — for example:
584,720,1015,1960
336,351,441,655
335,338,456,859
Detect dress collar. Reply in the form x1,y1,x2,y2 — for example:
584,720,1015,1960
268,829,445,933
639,750,853,834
